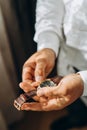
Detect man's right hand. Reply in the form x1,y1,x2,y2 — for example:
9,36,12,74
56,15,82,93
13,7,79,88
19,48,56,93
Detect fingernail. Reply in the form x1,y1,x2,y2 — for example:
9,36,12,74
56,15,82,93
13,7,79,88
35,76,43,82
19,82,23,88
37,89,44,96
23,68,29,74
21,104,28,110
43,102,47,106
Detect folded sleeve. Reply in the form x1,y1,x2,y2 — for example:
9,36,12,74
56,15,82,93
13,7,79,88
78,71,87,96
34,0,64,56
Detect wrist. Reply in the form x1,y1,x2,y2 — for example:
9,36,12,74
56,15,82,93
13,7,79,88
39,48,56,60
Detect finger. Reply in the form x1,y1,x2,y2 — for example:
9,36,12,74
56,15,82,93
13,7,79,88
37,79,65,97
22,66,34,82
19,82,35,92
42,97,69,111
21,102,43,111
32,95,47,102
37,86,58,97
19,82,42,101
40,98,59,111
35,60,46,82
32,95,40,102
51,76,63,84
21,97,69,111
39,96,48,102
31,81,40,88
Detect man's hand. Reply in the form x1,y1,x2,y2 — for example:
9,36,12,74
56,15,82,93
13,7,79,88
19,48,56,93
21,73,84,111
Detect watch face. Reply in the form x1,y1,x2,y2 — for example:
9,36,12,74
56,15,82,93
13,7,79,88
39,79,56,88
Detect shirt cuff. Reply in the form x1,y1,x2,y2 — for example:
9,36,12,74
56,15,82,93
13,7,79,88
34,31,60,57
78,71,87,96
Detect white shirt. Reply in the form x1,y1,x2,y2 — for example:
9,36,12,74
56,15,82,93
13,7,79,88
34,0,87,96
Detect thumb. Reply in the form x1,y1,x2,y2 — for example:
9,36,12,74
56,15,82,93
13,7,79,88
35,60,46,82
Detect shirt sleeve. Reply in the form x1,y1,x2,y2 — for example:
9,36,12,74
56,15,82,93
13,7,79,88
34,0,64,56
78,71,87,96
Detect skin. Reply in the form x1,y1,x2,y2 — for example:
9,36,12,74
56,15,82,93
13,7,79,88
20,48,56,92
19,48,84,111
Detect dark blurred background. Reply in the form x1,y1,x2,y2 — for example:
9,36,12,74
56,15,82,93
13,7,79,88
0,0,37,82
0,0,59,130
